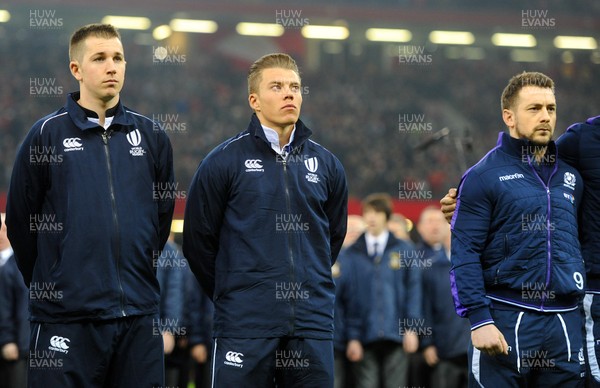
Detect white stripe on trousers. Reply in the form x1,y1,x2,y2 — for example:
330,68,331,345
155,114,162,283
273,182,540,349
515,311,524,373
211,338,218,388
472,347,484,387
556,313,571,362
585,294,600,382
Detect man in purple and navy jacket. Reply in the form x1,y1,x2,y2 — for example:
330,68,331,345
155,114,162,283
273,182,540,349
450,72,586,386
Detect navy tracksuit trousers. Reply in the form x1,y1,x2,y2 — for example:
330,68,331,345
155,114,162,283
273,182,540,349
468,308,585,387
27,314,164,388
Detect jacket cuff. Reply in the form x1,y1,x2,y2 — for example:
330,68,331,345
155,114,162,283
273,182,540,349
468,307,494,330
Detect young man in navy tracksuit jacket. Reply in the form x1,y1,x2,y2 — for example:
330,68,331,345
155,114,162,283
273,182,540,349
6,24,174,386
341,193,422,388
451,72,586,386
183,53,348,387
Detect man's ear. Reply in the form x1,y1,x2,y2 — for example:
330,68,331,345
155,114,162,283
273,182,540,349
70,60,82,82
502,108,514,129
248,93,260,111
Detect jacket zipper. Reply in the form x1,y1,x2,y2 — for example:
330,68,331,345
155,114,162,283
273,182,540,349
281,157,296,335
101,130,126,317
527,154,557,310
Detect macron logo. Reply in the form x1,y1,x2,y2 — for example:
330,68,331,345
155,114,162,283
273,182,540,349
499,173,525,182
224,351,244,368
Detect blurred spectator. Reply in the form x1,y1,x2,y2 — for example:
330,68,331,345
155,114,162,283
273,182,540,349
186,269,214,388
341,193,422,388
333,214,366,388
343,214,366,248
332,215,361,388
416,206,449,255
408,205,453,386
388,213,412,242
333,252,356,388
156,234,187,386
421,228,470,388
0,213,28,388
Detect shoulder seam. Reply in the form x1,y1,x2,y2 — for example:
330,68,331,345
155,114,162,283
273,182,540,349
223,133,250,150
39,112,69,135
126,110,154,124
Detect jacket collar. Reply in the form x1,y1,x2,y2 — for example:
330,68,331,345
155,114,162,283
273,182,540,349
66,92,135,131
248,113,313,152
497,131,558,161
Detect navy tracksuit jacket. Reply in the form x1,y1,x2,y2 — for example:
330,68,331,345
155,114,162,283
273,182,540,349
183,113,348,340
6,92,175,323
451,132,585,329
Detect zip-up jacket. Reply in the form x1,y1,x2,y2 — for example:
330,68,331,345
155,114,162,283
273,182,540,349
556,115,600,292
6,92,175,323
450,132,585,330
183,113,348,339
340,233,422,345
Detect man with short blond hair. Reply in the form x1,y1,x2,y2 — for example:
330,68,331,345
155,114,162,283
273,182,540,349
183,53,348,387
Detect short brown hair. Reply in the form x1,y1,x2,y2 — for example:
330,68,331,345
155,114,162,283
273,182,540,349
69,23,121,61
247,53,300,94
501,71,554,110
362,193,393,221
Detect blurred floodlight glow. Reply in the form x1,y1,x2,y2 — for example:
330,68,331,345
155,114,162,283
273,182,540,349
0,10,10,23
491,33,536,47
170,19,218,33
561,51,574,64
153,25,172,40
236,22,284,37
101,15,151,30
554,36,597,50
366,28,412,42
429,30,474,45
301,25,349,40
463,47,486,60
510,49,544,62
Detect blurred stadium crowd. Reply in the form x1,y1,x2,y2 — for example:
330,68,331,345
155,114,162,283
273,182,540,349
1,25,599,200
0,2,599,386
